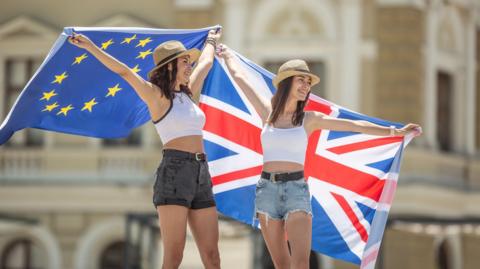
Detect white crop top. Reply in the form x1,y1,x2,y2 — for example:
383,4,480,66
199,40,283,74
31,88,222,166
153,91,206,144
261,120,308,165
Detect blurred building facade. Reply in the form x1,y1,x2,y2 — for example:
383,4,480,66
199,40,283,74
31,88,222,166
0,0,479,268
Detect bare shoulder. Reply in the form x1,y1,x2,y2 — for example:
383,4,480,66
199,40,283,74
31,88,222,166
143,84,168,108
304,111,328,133
305,111,326,123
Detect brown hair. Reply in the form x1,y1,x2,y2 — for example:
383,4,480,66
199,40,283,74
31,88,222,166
268,76,310,126
148,58,192,99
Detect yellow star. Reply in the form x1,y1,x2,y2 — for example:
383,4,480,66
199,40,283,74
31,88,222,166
39,90,57,101
101,39,114,50
131,64,141,73
81,98,98,112
52,72,68,84
121,34,137,44
42,102,59,112
56,104,74,116
106,84,122,97
136,37,152,48
136,49,153,60
72,53,88,65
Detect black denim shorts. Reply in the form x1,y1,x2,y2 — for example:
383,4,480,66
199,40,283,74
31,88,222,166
153,149,216,209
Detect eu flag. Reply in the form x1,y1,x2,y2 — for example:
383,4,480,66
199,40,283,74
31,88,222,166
0,26,217,145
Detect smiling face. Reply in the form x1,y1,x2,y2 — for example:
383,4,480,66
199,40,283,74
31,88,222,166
288,75,312,101
171,55,192,86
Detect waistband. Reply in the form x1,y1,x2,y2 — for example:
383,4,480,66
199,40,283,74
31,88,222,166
261,171,304,183
162,149,207,162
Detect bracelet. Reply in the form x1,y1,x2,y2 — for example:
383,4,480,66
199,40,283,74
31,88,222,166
205,38,217,48
389,125,395,136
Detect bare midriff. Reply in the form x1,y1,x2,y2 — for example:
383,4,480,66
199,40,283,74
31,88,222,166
263,161,304,173
162,135,204,153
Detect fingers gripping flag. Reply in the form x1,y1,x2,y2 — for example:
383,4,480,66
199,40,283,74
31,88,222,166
200,53,416,268
0,26,217,144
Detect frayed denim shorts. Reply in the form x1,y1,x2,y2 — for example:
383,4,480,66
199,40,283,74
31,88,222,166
254,176,312,221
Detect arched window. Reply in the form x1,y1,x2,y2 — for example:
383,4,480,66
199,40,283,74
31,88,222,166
99,241,125,269
476,29,480,152
437,239,452,269
436,72,453,151
4,58,44,147
0,238,47,269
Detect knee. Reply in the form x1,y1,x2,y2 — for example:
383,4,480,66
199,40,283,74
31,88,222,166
273,257,290,269
163,249,184,268
291,257,309,269
202,247,221,267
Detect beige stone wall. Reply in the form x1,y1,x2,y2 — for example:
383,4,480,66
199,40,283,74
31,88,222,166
361,58,377,117
383,228,437,269
0,185,153,269
362,0,376,40
374,7,424,125
331,259,359,269
0,0,175,28
462,231,480,269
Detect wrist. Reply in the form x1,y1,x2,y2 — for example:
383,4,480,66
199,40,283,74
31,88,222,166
389,125,395,136
205,38,217,48
223,53,235,60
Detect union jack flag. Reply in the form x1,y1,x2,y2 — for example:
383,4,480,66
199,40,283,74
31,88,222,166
200,53,415,268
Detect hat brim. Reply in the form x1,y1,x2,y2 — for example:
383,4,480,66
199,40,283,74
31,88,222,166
272,70,320,89
147,48,201,79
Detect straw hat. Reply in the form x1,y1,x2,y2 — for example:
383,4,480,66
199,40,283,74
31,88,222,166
272,59,320,89
147,40,200,78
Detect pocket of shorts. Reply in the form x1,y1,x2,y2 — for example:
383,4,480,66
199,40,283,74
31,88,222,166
158,164,180,195
256,178,267,189
291,179,308,192
153,162,166,190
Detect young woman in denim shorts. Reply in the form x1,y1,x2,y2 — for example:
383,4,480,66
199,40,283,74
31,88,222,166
219,45,421,269
69,30,221,269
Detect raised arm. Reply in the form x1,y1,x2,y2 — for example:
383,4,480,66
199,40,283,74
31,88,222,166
189,29,222,96
305,111,421,137
68,33,158,105
217,44,271,122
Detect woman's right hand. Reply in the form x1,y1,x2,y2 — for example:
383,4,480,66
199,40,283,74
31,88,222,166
216,43,235,60
68,33,95,50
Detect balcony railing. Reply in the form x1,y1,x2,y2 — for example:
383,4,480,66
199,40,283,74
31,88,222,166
0,148,161,183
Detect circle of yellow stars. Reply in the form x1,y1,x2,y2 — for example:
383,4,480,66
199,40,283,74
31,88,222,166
40,33,157,117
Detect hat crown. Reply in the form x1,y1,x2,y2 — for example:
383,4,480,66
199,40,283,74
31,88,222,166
277,59,310,74
153,40,187,66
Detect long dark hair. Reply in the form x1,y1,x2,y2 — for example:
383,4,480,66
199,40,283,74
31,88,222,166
148,58,192,99
268,76,309,126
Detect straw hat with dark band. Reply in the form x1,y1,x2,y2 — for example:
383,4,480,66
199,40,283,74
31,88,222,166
272,59,320,89
147,40,200,79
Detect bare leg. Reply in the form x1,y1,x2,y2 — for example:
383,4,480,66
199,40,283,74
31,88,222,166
188,206,221,269
285,212,312,269
157,205,189,269
258,213,291,269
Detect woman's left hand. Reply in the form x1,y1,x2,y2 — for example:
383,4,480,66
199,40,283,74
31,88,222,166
398,123,422,136
208,28,222,42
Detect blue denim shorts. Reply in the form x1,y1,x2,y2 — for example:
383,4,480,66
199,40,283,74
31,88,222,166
254,176,312,221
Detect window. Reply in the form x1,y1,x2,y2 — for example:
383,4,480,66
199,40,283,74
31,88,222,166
437,239,452,269
476,29,480,151
102,128,142,147
4,58,44,147
99,241,125,269
263,60,327,98
436,72,453,151
0,238,46,269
